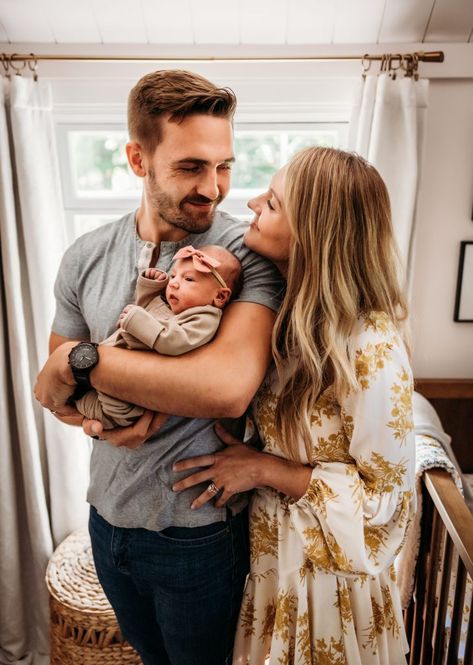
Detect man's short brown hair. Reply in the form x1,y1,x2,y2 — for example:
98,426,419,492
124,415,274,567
127,69,236,154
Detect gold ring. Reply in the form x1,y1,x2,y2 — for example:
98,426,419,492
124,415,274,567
207,482,221,496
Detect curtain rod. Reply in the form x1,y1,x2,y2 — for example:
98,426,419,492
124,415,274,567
4,50,444,64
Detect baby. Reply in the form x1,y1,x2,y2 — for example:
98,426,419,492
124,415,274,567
75,244,242,429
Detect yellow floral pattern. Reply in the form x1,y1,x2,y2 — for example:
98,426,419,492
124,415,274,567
233,313,415,665
314,430,352,464
388,369,414,445
356,452,408,493
250,505,279,563
355,341,393,390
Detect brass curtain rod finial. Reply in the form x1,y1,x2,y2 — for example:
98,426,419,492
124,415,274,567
416,51,444,63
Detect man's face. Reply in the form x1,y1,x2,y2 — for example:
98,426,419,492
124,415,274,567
142,114,234,234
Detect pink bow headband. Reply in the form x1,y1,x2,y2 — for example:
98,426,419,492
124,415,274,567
172,246,227,288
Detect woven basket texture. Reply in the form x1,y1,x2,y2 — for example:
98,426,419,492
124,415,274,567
45,527,142,665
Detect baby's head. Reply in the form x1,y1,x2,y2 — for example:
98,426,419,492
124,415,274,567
166,245,242,315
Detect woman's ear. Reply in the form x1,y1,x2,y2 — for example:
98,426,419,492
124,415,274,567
213,287,232,309
126,141,146,177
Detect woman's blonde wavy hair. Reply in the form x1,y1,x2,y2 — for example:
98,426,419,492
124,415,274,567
272,146,409,460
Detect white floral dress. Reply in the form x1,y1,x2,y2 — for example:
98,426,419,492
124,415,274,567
233,312,416,665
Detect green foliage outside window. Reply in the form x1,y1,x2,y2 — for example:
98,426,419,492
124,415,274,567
69,129,341,195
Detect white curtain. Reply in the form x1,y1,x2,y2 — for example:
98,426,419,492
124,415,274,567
348,73,429,282
0,76,90,665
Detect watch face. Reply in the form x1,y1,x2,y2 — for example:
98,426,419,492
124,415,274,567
70,344,98,370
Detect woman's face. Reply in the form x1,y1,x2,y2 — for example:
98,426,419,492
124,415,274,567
243,168,292,274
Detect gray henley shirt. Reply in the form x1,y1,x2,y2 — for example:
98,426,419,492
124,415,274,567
52,209,283,531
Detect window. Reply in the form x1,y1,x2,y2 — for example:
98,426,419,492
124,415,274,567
226,123,347,217
57,122,347,241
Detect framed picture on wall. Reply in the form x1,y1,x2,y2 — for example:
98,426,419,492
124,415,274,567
454,241,473,322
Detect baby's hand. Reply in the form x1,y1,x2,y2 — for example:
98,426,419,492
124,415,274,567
144,268,167,282
117,304,135,328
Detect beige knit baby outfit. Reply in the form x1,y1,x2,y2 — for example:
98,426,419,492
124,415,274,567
75,270,222,429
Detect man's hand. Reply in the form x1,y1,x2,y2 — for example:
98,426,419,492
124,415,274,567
34,340,78,415
82,410,168,449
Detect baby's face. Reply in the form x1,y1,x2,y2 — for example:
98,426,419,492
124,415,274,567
165,258,223,314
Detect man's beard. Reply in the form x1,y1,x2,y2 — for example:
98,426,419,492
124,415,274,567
147,168,222,234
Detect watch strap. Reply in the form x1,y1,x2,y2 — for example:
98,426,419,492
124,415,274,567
71,375,94,401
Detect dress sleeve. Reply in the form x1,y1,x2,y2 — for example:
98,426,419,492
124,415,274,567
120,304,222,356
289,316,416,578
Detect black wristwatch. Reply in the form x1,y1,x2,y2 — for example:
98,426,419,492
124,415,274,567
68,342,99,401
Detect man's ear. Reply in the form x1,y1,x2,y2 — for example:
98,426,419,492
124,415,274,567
126,141,147,178
213,287,232,309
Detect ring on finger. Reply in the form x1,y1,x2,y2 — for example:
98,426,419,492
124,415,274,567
207,481,221,496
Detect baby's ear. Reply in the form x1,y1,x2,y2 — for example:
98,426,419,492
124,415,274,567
213,287,232,309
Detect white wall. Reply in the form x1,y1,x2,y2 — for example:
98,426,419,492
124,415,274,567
4,43,472,378
411,78,473,378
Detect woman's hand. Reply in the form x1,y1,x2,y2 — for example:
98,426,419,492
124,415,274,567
172,421,267,509
82,410,168,449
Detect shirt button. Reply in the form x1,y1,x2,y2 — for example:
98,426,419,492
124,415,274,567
146,242,153,248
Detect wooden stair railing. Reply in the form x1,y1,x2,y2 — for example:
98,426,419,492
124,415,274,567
404,469,473,665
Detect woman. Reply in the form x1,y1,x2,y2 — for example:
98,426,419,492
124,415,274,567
173,146,415,664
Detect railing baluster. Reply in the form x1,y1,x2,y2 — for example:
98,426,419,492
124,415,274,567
408,484,434,665
446,556,466,664
420,509,444,664
463,578,473,665
432,534,454,664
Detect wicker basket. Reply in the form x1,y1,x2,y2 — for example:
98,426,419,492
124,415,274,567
45,528,142,665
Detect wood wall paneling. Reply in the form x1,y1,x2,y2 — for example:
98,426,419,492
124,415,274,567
415,379,473,473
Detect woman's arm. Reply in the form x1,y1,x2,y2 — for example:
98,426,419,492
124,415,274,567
172,422,313,508
35,301,275,419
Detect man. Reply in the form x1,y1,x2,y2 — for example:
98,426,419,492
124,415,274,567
34,70,282,665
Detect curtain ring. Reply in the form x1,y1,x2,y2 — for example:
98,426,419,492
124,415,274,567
412,53,419,80
380,53,388,73
389,53,402,80
1,53,11,78
9,54,26,76
361,54,371,79
403,53,419,79
400,54,407,76
27,53,39,81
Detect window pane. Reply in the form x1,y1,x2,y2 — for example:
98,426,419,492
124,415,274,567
232,133,281,189
230,128,343,196
69,131,140,196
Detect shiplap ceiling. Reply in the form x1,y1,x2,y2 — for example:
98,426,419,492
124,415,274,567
0,0,472,46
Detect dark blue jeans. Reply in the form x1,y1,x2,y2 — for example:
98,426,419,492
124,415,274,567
88,505,249,665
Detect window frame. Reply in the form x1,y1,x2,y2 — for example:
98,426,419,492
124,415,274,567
55,119,349,240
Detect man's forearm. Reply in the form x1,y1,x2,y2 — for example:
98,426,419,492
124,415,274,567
90,341,269,418
89,302,275,418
